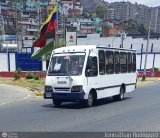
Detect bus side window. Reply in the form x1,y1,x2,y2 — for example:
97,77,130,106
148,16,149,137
132,53,136,72
106,51,114,74
99,50,105,75
85,56,98,77
128,53,132,73
120,52,127,73
114,51,120,74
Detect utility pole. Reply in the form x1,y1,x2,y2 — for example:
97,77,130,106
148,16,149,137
142,7,152,81
55,1,59,47
37,0,41,34
121,32,126,48
19,0,23,48
15,0,22,50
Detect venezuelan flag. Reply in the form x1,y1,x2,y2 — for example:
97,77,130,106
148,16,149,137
45,9,57,39
32,36,46,48
40,5,58,34
33,5,57,48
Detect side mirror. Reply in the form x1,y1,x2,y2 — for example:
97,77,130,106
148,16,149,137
46,60,49,70
85,69,90,77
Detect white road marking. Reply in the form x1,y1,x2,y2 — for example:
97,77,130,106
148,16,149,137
0,94,31,106
0,84,32,106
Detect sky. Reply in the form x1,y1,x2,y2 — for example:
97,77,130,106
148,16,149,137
105,0,160,7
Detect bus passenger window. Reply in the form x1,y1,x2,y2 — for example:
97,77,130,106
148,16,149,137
114,52,120,74
132,53,136,72
106,51,114,74
128,53,132,73
120,52,127,73
99,50,105,75
85,56,98,77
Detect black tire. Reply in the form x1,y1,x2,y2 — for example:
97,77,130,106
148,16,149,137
53,99,62,107
113,86,125,101
85,92,95,107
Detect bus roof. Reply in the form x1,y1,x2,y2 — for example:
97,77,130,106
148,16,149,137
97,46,136,52
53,45,136,54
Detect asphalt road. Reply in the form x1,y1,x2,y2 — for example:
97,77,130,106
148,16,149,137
0,84,31,106
0,82,160,132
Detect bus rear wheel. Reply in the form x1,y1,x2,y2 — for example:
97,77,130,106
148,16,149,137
53,99,62,107
113,86,125,101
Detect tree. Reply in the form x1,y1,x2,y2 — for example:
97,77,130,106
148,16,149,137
95,6,107,19
138,24,147,34
123,19,139,34
82,11,89,18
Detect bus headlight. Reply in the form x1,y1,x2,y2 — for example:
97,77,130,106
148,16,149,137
71,85,83,92
44,86,53,92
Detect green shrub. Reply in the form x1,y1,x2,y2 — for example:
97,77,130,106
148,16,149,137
14,69,21,80
26,71,33,79
34,74,40,80
154,67,160,72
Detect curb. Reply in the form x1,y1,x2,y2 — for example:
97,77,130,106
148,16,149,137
0,82,44,97
34,90,44,96
137,81,155,87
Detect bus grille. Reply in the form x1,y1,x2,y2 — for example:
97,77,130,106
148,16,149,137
54,87,70,92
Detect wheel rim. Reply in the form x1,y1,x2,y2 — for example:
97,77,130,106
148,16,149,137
88,93,93,106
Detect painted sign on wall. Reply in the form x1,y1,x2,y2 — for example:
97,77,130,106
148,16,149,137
66,32,77,46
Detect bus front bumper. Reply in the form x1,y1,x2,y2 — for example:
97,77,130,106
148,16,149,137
44,92,86,101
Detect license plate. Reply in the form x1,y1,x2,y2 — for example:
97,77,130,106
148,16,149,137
45,93,52,98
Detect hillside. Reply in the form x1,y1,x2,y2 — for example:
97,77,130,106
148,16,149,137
80,0,108,12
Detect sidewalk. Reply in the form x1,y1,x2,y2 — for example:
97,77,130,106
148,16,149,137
137,77,160,87
0,77,45,96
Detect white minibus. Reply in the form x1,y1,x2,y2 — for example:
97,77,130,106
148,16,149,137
44,45,137,107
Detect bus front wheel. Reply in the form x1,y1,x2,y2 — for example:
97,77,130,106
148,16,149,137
85,92,94,107
113,86,125,101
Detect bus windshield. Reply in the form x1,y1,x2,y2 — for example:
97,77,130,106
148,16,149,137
48,53,85,76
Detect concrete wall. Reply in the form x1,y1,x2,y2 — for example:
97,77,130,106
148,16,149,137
9,53,16,71
0,52,44,72
0,53,16,71
77,34,160,53
42,61,46,71
0,34,160,72
141,55,154,70
154,55,160,68
0,52,159,72
0,53,8,71
136,55,141,70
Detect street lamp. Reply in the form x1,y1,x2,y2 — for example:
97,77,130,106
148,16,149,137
120,32,126,48
142,7,152,81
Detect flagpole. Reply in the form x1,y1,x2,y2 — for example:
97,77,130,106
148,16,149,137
55,0,59,48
